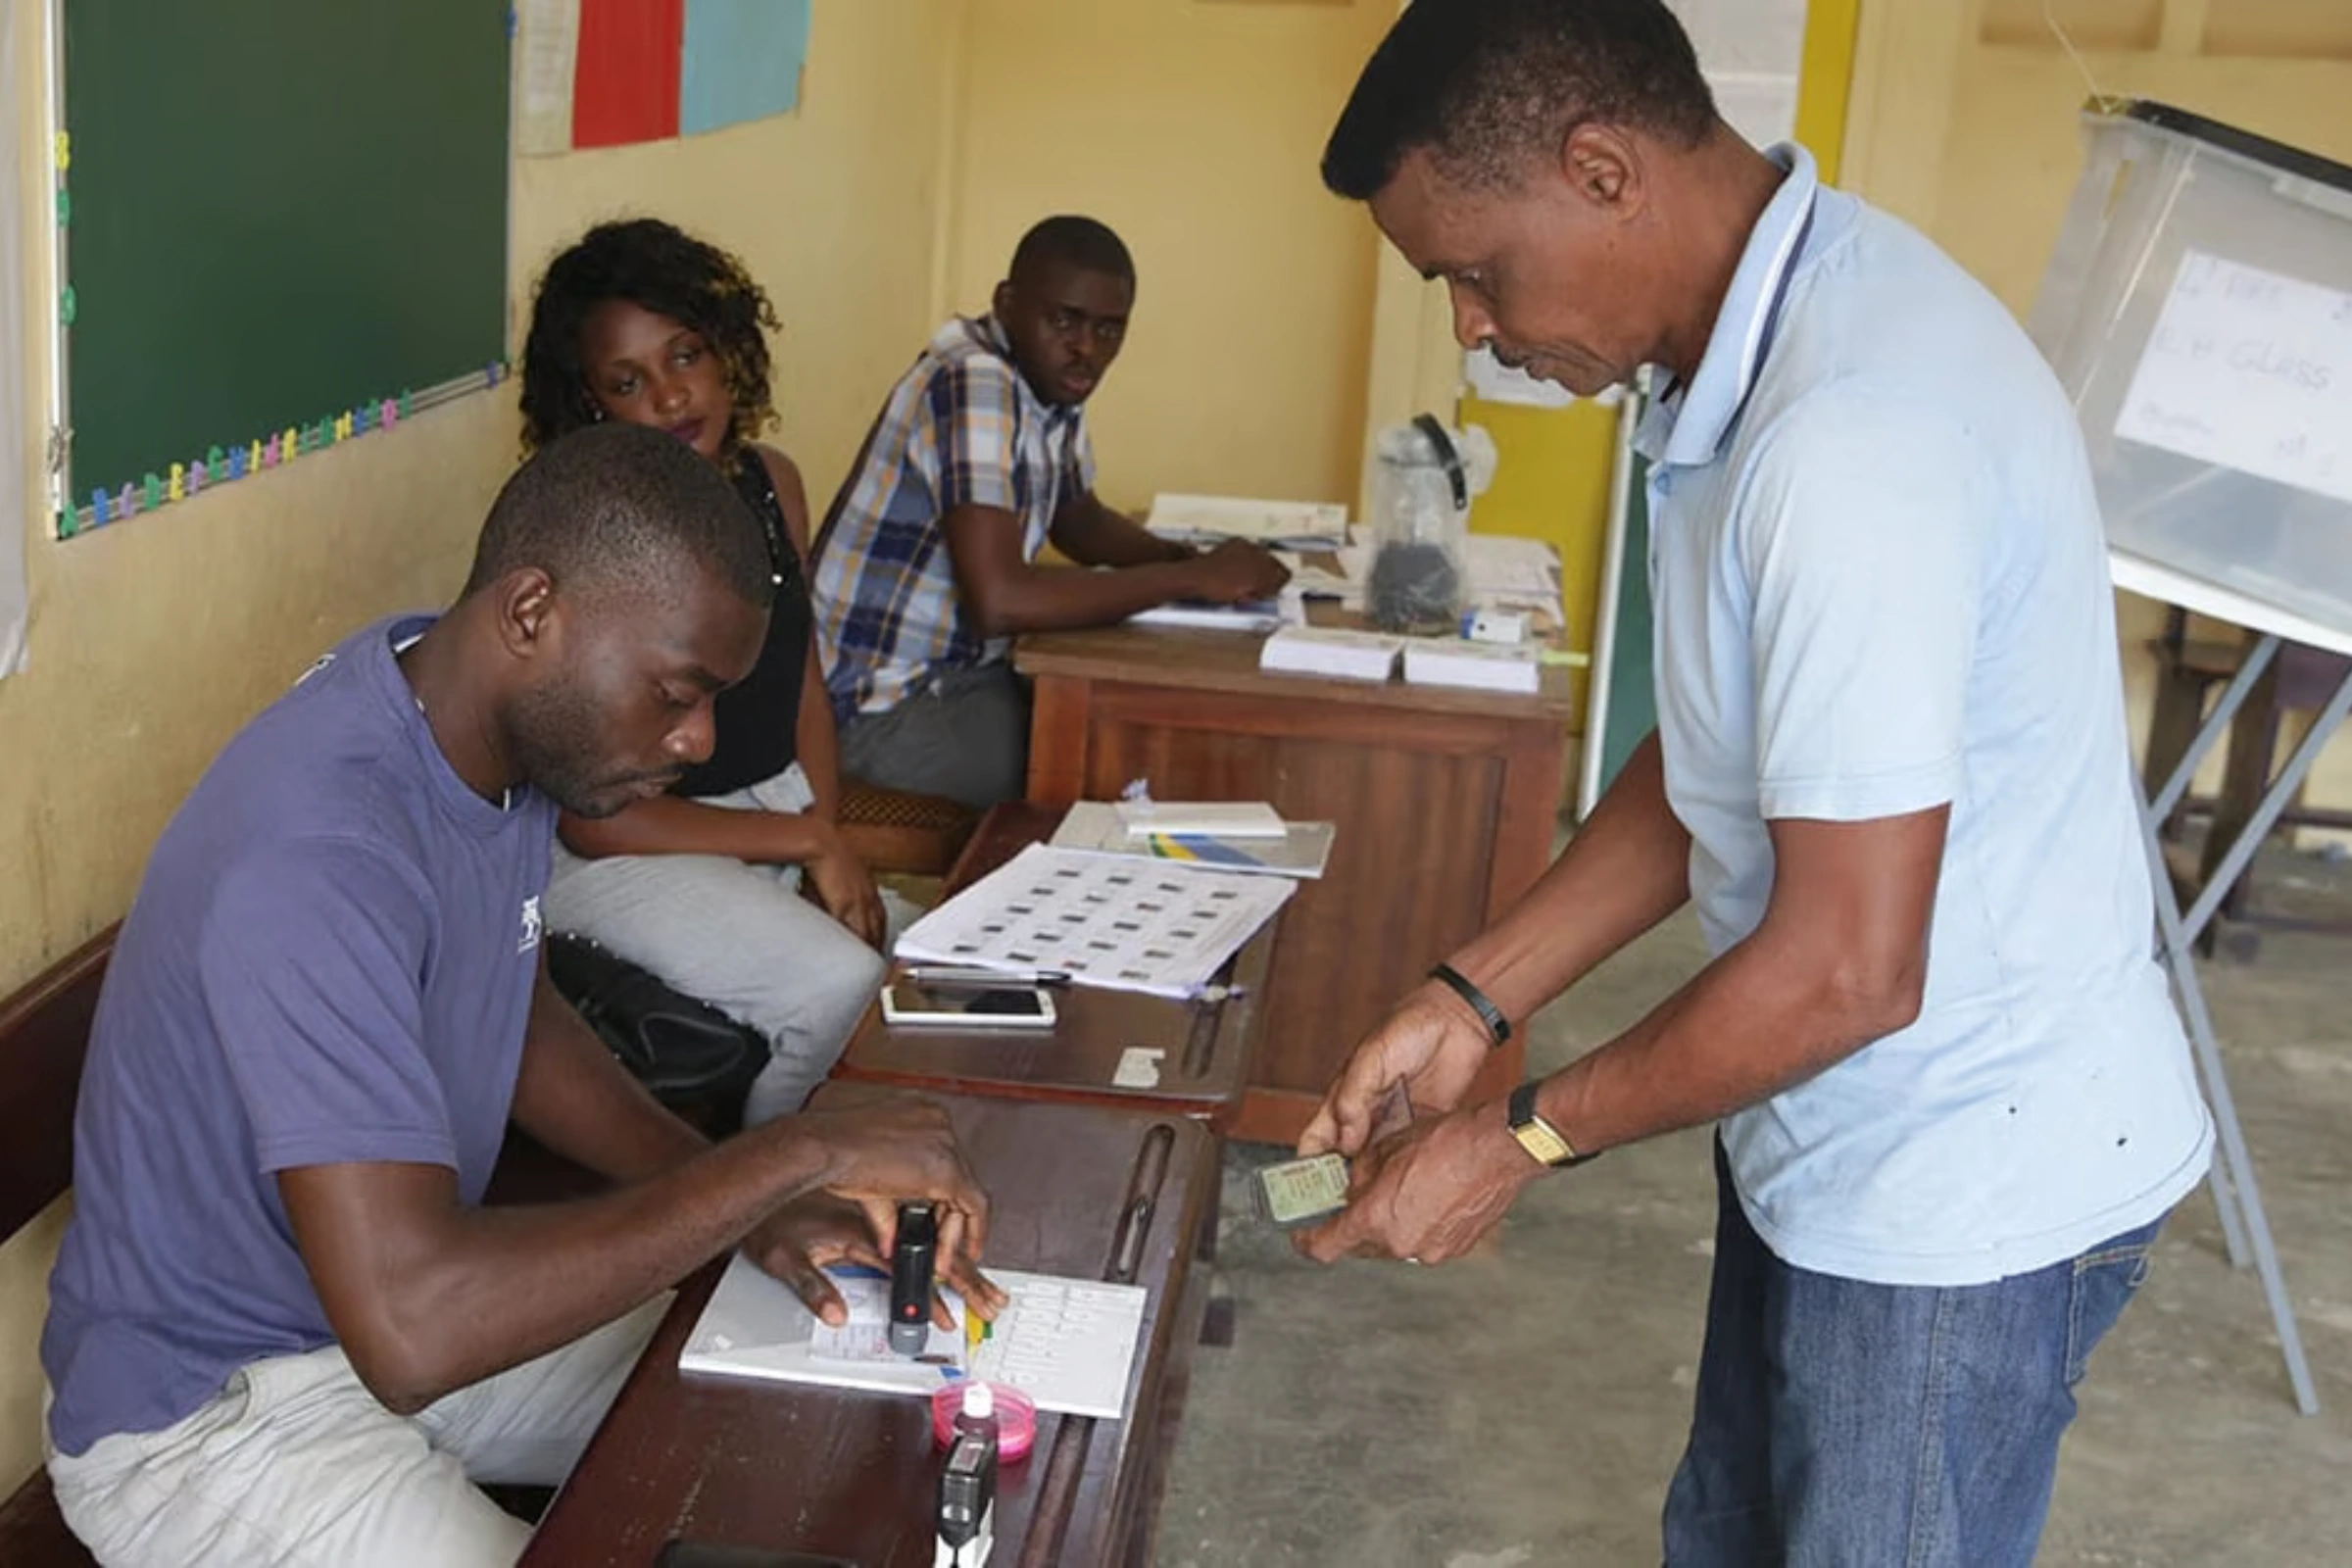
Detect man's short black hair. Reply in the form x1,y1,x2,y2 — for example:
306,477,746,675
1323,0,1718,200
1007,216,1136,288
465,422,773,611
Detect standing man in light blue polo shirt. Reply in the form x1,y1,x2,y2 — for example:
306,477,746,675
1295,3,2212,1563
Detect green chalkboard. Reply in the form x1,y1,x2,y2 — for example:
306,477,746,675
62,0,508,507
1593,445,1655,798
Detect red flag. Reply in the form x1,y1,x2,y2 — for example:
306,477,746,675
571,0,684,149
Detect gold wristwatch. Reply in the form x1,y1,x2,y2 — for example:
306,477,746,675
1507,1081,1589,1168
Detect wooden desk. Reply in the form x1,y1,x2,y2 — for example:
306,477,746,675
522,1091,1220,1568
1017,624,1571,1143
833,804,1269,1131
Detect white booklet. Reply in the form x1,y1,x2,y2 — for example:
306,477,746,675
1258,625,1404,682
1401,637,1543,694
1125,599,1286,634
1111,800,1285,838
1052,801,1335,880
679,1252,1146,1420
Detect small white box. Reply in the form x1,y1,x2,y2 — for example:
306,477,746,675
1401,638,1542,695
1258,626,1404,682
2028,100,2352,632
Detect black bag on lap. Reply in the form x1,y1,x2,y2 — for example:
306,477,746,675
542,932,767,1110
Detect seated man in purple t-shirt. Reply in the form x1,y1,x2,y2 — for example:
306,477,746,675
40,423,998,1568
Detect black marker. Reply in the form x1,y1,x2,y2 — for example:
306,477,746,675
889,1202,938,1356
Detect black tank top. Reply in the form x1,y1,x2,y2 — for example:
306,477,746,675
673,449,811,800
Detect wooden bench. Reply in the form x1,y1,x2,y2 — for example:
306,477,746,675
0,925,116,1566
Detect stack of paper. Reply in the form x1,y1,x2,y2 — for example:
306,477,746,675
1401,637,1543,694
1259,625,1404,682
1147,494,1348,551
1273,556,1361,607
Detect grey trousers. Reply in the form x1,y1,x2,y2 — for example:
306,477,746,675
838,662,1033,810
544,763,887,1124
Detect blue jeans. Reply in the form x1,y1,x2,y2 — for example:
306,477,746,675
1663,1140,2164,1567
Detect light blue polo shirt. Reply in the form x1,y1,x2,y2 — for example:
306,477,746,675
1636,145,2212,1287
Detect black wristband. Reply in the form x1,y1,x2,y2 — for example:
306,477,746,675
1428,962,1510,1048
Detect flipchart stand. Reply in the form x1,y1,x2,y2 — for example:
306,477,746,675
2114,547,2352,1417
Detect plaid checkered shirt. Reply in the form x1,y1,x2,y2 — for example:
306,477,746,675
810,315,1096,721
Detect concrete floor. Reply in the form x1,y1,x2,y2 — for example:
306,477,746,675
1157,848,2352,1566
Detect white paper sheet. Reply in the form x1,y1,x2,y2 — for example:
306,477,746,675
894,843,1293,999
680,1254,1148,1420
2114,251,2352,507
1465,344,1575,409
1146,493,1348,549
514,0,581,157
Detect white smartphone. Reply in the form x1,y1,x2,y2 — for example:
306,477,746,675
879,979,1058,1030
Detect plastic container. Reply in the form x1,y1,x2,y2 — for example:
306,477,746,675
930,1381,1036,1462
1362,416,1496,634
2026,99,2352,633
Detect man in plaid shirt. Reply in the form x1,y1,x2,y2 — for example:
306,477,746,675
809,217,1290,808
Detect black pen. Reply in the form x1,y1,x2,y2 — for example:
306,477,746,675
904,964,1072,989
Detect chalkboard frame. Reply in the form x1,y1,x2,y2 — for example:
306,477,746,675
49,0,511,536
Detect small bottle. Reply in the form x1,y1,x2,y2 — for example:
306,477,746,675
953,1382,1001,1453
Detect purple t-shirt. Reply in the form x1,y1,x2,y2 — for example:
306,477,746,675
43,614,556,1455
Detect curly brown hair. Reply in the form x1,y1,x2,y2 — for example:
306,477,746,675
519,218,780,456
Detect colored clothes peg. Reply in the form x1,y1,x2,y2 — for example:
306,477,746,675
53,131,69,172
142,473,162,510
262,436,280,468
188,460,207,495
381,398,400,428
89,490,110,525
248,440,263,473
118,483,138,518
168,464,184,503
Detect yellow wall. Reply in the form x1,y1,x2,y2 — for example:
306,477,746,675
945,0,1400,512
0,0,961,1494
1840,0,2352,814
1457,0,1863,724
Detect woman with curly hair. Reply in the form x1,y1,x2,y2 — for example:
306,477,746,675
519,218,884,1125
